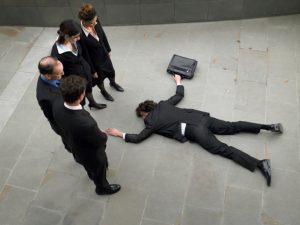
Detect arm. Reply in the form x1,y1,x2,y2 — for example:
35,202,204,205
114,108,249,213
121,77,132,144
97,20,111,53
106,127,153,143
166,74,184,105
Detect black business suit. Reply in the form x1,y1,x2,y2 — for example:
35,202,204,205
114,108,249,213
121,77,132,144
51,42,93,93
79,20,115,82
36,76,70,152
125,85,262,172
36,76,61,134
52,100,109,189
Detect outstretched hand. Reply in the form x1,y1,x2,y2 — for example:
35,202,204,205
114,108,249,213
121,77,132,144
173,74,182,85
106,128,123,137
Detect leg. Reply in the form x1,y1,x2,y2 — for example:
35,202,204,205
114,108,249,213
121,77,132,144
85,91,107,110
101,61,124,92
205,117,262,135
185,124,259,171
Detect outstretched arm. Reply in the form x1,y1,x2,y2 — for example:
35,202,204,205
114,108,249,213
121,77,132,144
166,74,184,105
106,127,153,143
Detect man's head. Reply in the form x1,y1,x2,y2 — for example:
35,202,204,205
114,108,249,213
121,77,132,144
60,75,87,104
136,100,157,119
38,56,64,80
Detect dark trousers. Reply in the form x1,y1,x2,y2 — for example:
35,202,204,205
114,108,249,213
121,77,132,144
185,118,262,171
78,152,110,189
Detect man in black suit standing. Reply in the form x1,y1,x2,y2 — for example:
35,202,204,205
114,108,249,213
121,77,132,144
53,75,121,195
36,56,73,153
107,75,283,187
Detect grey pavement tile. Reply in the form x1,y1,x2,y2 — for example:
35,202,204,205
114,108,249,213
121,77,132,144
240,18,268,51
33,170,79,211
202,92,234,121
186,158,227,210
263,169,300,225
26,119,62,152
238,49,268,84
101,200,143,225
0,168,10,191
13,27,43,44
234,80,266,114
0,71,35,102
62,197,105,225
0,71,15,95
48,147,82,177
268,48,297,80
141,219,171,225
0,185,36,225
266,101,298,138
143,192,183,225
182,205,222,225
7,146,52,190
0,120,35,169
267,77,297,105
21,205,62,225
0,42,32,73
0,99,17,132
205,68,237,97
232,109,265,124
33,27,57,48
9,101,42,123
267,136,300,172
18,46,51,73
223,186,262,225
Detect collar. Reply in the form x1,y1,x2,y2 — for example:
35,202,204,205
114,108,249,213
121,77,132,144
56,43,78,55
81,21,90,37
40,74,60,88
64,102,82,110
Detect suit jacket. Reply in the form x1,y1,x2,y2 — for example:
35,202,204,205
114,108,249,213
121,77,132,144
36,76,62,134
125,85,210,143
51,42,92,85
79,20,113,75
52,100,107,167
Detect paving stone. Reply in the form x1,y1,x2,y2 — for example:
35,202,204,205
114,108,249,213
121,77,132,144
141,219,171,225
0,185,36,225
238,49,268,84
21,205,62,225
263,169,300,225
7,146,52,190
182,205,222,225
62,197,105,225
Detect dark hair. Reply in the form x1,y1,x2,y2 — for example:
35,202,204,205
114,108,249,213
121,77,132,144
60,75,87,103
78,3,97,22
57,19,81,44
135,100,157,117
38,56,56,75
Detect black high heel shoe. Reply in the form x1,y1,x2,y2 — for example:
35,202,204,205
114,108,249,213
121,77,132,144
88,103,107,110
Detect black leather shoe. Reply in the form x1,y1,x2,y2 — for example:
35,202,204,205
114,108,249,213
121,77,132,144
101,90,114,101
88,103,107,110
95,184,121,195
110,82,124,92
270,123,283,134
259,159,271,186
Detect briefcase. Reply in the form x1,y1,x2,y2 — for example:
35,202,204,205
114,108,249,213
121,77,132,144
167,54,197,79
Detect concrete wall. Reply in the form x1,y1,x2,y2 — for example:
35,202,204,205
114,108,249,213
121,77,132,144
1,0,300,26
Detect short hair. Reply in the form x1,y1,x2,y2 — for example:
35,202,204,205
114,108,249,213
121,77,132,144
57,19,81,44
78,3,97,22
135,100,157,117
38,56,56,75
60,75,87,104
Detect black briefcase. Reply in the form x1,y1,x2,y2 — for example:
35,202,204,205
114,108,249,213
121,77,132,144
167,54,197,79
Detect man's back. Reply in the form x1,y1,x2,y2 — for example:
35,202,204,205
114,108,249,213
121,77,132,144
52,100,107,165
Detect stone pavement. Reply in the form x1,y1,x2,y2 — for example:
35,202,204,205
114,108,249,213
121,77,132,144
0,14,300,225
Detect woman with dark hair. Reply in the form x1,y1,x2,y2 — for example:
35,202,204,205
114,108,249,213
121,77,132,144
78,3,124,102
51,19,106,110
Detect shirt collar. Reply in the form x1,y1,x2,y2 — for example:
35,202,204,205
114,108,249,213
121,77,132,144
64,102,82,110
56,43,78,55
81,21,90,37
40,74,60,88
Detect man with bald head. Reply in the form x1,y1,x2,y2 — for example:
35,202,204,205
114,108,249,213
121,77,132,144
36,56,64,133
